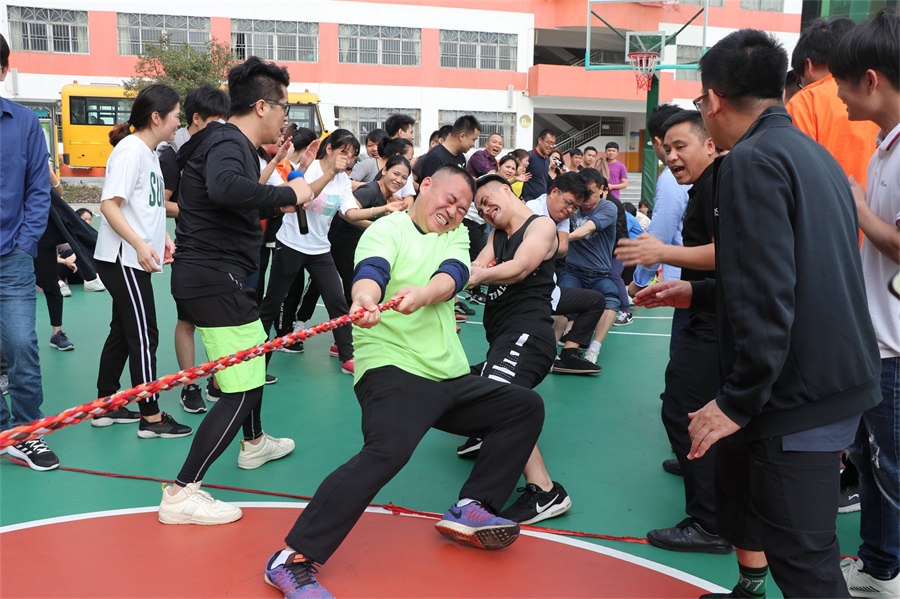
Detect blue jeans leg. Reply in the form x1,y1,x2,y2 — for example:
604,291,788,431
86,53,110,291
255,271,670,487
852,356,900,578
0,249,45,431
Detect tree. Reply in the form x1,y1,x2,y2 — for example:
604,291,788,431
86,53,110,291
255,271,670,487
123,36,236,121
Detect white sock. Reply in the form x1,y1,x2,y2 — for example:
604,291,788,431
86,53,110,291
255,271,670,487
456,498,477,507
270,549,294,568
589,341,601,353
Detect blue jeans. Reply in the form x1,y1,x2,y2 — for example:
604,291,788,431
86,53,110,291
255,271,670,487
851,356,900,578
559,268,620,313
0,249,45,431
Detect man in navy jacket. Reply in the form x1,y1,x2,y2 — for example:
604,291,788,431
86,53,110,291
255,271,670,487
636,29,881,598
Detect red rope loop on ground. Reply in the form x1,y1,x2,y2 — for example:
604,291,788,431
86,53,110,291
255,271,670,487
0,300,400,450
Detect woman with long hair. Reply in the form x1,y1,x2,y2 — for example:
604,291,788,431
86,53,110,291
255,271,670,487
92,83,191,437
547,149,565,188
331,154,411,302
258,129,360,374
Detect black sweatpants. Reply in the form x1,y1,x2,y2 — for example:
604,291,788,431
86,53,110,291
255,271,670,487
330,236,358,306
95,258,159,417
661,316,719,533
259,242,353,361
285,366,544,563
716,431,850,597
553,286,605,347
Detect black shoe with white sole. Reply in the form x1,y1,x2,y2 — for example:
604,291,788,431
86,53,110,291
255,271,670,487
456,436,482,459
500,481,572,525
180,384,206,414
137,413,193,439
4,437,60,471
91,406,141,427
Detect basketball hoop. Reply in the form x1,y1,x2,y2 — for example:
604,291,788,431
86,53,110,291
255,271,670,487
628,51,659,92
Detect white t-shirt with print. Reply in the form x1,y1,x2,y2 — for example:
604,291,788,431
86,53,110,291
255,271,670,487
94,134,167,271
277,159,357,255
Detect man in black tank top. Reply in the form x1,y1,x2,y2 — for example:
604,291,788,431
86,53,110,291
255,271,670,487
460,174,573,526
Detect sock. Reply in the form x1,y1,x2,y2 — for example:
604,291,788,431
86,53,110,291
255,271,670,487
456,498,477,507
270,549,295,568
735,564,768,598
588,340,601,354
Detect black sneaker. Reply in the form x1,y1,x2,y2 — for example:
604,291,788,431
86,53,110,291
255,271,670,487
838,484,861,514
5,437,60,471
500,481,572,525
456,436,482,459
91,405,141,427
455,302,476,316
265,374,278,385
205,378,220,403
280,340,305,354
662,458,683,476
468,290,487,305
137,413,193,439
180,384,206,414
550,353,602,375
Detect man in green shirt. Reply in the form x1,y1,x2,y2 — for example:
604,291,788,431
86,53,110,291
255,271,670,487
264,165,545,599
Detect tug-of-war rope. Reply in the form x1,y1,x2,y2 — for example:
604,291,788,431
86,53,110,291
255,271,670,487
0,299,400,450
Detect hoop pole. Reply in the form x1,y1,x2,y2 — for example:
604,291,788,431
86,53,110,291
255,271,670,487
641,77,660,208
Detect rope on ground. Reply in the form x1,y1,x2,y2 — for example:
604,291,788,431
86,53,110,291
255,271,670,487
0,300,400,450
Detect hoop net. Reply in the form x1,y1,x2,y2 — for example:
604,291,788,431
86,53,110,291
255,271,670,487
628,51,659,92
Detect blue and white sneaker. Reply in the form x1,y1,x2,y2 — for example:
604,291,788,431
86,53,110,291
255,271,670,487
265,551,333,599
434,500,520,549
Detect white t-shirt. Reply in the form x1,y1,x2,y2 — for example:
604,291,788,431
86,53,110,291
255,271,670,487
398,174,415,199
526,195,567,232
862,122,900,358
95,134,167,271
277,159,356,255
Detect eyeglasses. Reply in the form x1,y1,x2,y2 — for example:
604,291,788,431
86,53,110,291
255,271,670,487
692,89,726,112
252,99,291,117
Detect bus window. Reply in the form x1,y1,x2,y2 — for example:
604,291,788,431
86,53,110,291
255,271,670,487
70,97,131,126
289,104,319,136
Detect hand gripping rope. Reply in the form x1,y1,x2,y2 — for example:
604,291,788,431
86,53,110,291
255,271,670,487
0,299,400,450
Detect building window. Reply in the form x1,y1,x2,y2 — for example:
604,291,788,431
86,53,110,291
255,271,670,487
117,13,210,56
600,117,626,137
438,110,517,148
338,25,420,66
680,0,725,6
440,31,518,71
740,0,784,11
675,45,702,81
7,5,88,54
232,19,318,62
337,107,421,146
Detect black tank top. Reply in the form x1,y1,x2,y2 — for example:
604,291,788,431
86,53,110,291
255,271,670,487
483,214,556,346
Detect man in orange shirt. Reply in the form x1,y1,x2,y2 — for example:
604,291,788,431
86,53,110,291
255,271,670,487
787,17,880,189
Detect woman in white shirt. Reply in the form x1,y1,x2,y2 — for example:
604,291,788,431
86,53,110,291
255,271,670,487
258,129,360,375
93,83,191,438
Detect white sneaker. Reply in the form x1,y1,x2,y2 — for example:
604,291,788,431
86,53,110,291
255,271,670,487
238,433,295,470
842,557,900,598
84,278,106,292
58,280,72,297
584,348,599,364
158,482,242,525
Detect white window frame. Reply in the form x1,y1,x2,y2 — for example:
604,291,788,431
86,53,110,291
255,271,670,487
440,30,518,71
438,110,517,149
7,5,89,54
117,13,210,56
231,19,318,62
338,25,420,66
337,107,421,147
740,0,784,11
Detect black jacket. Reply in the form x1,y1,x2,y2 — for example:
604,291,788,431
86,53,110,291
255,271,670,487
172,122,296,299
691,106,881,440
47,189,98,281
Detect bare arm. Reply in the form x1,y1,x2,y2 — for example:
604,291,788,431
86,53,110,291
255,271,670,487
569,220,596,241
469,219,557,287
852,178,900,265
100,198,161,272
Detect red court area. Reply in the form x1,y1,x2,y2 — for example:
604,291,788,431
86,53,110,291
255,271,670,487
1,504,720,598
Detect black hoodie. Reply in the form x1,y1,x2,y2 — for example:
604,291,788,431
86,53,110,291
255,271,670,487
171,121,296,300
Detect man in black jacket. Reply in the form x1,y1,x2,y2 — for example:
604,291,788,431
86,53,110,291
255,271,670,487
635,29,881,597
157,57,312,526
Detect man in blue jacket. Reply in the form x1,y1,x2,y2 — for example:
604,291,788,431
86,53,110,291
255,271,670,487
0,34,59,472
636,29,881,597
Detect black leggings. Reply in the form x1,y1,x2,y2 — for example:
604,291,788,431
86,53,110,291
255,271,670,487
95,258,159,417
259,242,353,361
175,385,263,485
34,240,63,328
553,286,606,347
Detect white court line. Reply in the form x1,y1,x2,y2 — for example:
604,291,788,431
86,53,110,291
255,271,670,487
608,331,671,337
632,316,673,319
0,502,727,593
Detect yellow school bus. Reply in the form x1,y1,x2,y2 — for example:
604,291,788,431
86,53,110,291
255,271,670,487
60,84,326,170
